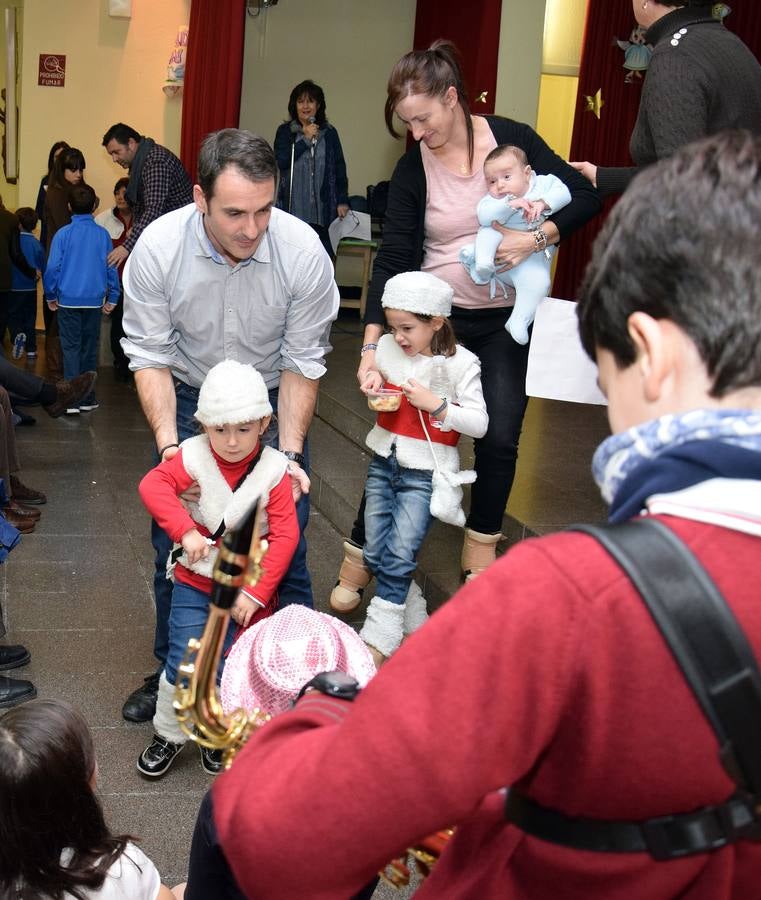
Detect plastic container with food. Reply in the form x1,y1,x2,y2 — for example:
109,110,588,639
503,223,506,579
366,388,403,412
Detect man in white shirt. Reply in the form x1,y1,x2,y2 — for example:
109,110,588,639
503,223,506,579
120,128,340,723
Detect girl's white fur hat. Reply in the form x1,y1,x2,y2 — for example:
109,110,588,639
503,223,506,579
195,359,272,426
381,271,453,318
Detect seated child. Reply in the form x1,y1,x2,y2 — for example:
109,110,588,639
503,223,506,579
459,143,571,345
0,699,176,899
136,359,300,780
350,271,488,666
182,605,377,900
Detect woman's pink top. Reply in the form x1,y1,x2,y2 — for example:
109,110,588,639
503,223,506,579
421,134,511,310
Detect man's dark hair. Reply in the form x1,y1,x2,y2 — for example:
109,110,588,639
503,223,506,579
287,80,327,127
69,184,97,215
578,130,761,398
113,177,129,194
197,129,278,199
102,123,141,147
16,207,38,232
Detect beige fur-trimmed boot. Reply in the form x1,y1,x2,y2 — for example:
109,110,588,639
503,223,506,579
461,528,502,582
329,541,372,612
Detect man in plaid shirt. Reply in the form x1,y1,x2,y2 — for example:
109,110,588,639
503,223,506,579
103,123,193,269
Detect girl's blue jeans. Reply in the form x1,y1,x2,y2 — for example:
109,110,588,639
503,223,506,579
363,448,433,605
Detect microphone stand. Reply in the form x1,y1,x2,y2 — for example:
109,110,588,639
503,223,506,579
288,125,296,213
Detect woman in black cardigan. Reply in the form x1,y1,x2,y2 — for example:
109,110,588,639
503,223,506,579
329,40,601,609
572,1,761,195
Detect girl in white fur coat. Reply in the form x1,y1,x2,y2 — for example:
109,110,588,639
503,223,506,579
353,272,488,665
135,360,299,779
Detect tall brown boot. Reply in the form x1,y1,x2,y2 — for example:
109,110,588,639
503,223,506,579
461,528,502,582
329,541,371,612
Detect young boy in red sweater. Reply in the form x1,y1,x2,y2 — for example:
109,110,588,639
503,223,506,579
136,359,299,779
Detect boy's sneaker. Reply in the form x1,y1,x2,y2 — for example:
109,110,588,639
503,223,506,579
65,407,80,415
12,333,26,359
26,351,37,359
199,745,225,775
79,398,99,411
137,734,185,778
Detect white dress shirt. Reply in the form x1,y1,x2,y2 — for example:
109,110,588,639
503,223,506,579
121,204,340,389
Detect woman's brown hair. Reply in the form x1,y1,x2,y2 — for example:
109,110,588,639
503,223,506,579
384,39,475,171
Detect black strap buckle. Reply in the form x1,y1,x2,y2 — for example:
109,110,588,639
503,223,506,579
642,794,758,860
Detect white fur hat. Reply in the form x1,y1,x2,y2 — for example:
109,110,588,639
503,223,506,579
195,360,272,426
381,271,453,318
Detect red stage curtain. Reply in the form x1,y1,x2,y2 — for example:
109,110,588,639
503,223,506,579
412,0,503,114
552,0,644,299
553,1,761,300
180,0,247,183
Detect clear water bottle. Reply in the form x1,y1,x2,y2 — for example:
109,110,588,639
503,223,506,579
428,355,449,430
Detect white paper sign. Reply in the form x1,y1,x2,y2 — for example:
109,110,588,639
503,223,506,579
526,297,607,405
328,210,372,254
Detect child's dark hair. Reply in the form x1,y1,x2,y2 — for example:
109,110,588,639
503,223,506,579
484,144,528,169
69,184,97,215
51,147,86,189
16,207,38,232
113,176,129,195
0,699,132,899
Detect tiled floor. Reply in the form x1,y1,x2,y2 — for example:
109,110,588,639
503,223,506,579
0,314,609,895
0,365,356,892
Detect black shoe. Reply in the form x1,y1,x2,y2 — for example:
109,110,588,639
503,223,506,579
137,733,185,778
0,644,31,671
199,745,225,775
122,670,161,722
0,675,37,708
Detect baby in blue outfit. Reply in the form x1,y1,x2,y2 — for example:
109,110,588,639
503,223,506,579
460,144,571,344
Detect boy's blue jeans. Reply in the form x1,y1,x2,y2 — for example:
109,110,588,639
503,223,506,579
150,379,313,667
164,580,237,685
57,307,101,401
363,448,433,605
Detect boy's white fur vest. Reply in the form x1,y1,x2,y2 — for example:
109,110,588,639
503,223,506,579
168,436,289,580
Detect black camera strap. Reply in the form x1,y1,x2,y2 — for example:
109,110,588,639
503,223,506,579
505,518,761,860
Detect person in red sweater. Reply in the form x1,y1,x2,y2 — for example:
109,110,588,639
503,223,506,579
185,130,761,898
136,359,299,780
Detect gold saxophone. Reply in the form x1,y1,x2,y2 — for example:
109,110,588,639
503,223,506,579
173,499,270,770
172,498,452,887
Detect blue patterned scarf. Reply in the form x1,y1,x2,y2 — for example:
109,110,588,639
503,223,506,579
592,409,761,523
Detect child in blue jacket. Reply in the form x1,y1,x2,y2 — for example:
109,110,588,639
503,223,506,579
43,184,119,414
9,207,45,360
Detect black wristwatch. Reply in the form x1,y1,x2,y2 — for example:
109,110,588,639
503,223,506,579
282,449,306,468
295,670,361,703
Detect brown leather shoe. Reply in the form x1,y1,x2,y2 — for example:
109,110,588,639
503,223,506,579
3,510,36,533
42,371,97,418
5,501,40,521
9,475,46,505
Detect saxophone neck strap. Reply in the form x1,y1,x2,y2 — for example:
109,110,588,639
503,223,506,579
506,517,761,860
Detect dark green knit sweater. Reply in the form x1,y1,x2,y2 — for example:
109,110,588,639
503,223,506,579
597,7,761,196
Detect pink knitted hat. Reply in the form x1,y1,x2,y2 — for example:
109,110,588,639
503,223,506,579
220,605,376,716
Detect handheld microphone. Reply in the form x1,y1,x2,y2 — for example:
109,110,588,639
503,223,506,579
308,116,318,146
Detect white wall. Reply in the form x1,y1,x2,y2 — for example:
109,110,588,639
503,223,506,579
16,0,190,213
239,1,548,198
240,0,416,198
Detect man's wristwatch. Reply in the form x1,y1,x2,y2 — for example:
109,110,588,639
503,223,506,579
282,450,306,468
295,670,361,702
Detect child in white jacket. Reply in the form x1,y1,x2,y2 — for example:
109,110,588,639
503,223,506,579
353,271,488,665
